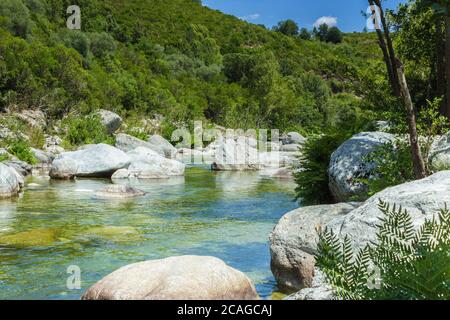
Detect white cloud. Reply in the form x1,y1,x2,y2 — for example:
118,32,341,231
239,13,260,21
313,16,338,28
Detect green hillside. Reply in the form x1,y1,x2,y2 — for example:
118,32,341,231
0,0,384,141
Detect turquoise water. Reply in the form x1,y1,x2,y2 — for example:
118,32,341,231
0,166,298,300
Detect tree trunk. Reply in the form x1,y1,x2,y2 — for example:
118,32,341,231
375,0,401,97
435,16,447,116
368,0,397,96
396,60,427,179
445,15,450,118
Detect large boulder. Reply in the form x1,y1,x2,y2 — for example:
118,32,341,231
97,109,122,134
81,255,259,300
112,147,185,179
212,138,259,171
148,135,177,158
3,159,32,177
270,202,360,292
49,144,130,179
327,170,450,249
328,132,395,202
0,163,21,198
115,133,164,156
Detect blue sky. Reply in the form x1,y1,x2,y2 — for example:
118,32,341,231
203,0,406,32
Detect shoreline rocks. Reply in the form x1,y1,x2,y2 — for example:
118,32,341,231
269,202,360,292
81,255,259,300
115,133,165,157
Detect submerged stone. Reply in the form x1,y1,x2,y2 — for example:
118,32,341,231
0,228,61,248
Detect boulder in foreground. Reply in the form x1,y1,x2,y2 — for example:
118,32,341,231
81,255,259,300
270,202,360,292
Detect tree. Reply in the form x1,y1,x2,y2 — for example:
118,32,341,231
315,23,329,41
368,0,427,179
273,19,299,36
326,26,343,44
298,27,312,40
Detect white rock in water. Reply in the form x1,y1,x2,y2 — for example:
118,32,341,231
49,144,130,179
95,184,145,198
328,132,395,202
81,255,259,300
0,163,21,198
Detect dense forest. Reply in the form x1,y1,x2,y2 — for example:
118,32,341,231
0,0,388,140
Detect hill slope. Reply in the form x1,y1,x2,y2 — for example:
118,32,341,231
0,0,384,138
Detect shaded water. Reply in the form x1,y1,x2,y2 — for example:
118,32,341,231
0,166,298,300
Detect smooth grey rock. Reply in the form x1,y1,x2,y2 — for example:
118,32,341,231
270,202,360,292
284,269,333,300
111,168,131,180
4,160,32,176
0,163,20,198
115,133,165,156
117,147,185,179
280,144,301,152
429,131,450,171
148,135,177,158
31,148,54,164
49,144,130,179
81,255,259,300
328,132,396,202
95,185,145,198
281,132,306,145
97,109,122,134
327,171,450,250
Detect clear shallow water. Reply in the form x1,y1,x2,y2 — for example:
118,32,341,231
0,166,298,300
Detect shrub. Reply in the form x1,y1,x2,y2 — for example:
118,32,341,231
63,114,114,147
359,139,415,197
5,138,37,164
294,130,351,205
316,200,450,300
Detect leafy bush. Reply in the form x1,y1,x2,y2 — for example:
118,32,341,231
359,139,415,197
63,114,114,147
316,201,450,300
294,130,351,205
5,138,37,164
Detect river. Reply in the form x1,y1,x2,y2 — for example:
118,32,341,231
0,165,298,299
